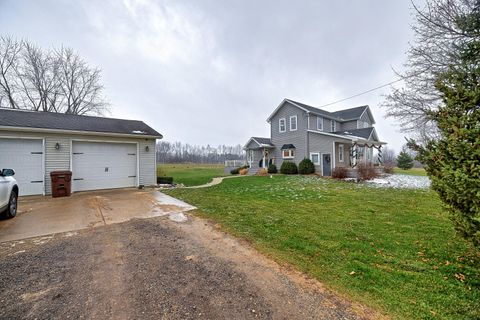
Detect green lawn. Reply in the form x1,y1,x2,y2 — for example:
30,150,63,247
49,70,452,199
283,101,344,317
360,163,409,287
394,167,427,176
157,163,224,186
165,176,479,320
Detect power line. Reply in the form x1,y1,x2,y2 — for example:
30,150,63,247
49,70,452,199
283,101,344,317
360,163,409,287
317,77,406,109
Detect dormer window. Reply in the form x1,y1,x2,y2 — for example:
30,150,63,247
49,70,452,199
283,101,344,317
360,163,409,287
279,118,286,133
317,116,323,131
331,120,336,132
290,115,297,131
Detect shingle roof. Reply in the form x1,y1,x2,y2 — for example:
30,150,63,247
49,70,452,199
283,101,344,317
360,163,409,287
332,106,368,120
0,108,162,138
285,99,368,121
334,127,374,140
252,137,273,146
285,99,334,118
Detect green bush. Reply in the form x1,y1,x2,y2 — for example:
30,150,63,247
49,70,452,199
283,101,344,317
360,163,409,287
157,176,173,184
298,158,315,174
267,164,278,174
280,161,298,174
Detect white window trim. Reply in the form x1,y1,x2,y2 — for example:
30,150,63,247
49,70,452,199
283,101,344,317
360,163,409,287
317,116,323,131
339,144,344,162
289,115,298,131
331,120,336,132
282,149,294,159
310,152,320,165
279,118,286,133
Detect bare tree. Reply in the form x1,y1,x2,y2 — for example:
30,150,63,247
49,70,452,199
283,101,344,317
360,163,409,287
56,47,107,115
0,36,108,115
381,147,397,166
156,141,245,164
383,0,480,141
14,41,62,112
0,36,22,109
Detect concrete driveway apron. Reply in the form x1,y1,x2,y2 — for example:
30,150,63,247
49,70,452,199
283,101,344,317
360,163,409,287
0,189,195,242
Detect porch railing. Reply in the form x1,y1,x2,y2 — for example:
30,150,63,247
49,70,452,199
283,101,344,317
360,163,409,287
224,160,245,167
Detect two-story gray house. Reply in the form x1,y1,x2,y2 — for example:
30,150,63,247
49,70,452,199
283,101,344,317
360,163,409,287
244,99,386,176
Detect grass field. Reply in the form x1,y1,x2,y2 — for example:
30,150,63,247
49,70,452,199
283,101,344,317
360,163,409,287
393,167,427,176
165,176,480,320
157,163,224,186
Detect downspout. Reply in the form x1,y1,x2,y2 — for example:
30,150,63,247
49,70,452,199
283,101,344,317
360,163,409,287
306,112,310,157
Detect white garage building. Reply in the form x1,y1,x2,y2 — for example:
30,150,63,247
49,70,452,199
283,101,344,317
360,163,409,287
0,109,162,196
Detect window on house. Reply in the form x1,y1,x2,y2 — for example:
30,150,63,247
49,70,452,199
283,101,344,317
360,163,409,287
363,121,369,128
331,120,336,132
317,116,323,131
290,115,297,131
282,149,294,159
339,144,344,162
279,118,286,133
310,153,320,165
366,147,372,161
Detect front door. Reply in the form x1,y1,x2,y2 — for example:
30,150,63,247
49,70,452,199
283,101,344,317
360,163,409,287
322,154,332,176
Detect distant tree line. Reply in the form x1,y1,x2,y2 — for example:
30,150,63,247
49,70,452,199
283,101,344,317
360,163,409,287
156,141,245,164
0,35,107,115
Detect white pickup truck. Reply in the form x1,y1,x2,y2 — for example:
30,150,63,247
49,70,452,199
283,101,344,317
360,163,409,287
0,169,18,218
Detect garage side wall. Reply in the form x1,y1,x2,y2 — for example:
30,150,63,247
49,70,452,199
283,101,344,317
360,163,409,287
0,130,157,195
138,139,156,186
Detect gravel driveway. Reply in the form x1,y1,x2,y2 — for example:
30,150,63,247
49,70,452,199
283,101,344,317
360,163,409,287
0,214,385,320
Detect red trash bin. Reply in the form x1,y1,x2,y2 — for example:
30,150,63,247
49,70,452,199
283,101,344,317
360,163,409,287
50,171,72,198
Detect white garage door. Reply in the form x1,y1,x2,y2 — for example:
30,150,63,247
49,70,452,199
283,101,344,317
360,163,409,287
0,138,44,196
72,141,137,192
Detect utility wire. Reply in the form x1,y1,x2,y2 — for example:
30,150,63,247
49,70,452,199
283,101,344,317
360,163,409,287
317,77,406,109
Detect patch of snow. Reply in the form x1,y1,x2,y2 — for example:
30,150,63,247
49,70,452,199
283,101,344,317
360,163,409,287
366,174,431,189
169,212,188,223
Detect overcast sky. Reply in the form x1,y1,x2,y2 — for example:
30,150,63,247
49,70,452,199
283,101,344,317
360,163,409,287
1,0,420,152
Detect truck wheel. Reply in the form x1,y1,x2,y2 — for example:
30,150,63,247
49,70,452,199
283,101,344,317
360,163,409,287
5,190,17,218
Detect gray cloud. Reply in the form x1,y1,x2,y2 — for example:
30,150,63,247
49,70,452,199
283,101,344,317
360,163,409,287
0,0,417,151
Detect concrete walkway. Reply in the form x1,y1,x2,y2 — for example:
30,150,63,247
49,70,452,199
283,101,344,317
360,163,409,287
179,175,245,189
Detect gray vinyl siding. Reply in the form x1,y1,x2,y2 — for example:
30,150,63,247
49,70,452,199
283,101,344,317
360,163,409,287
0,130,157,194
245,140,260,149
359,110,373,126
308,115,332,132
329,119,341,132
45,136,71,194
138,139,157,186
248,149,265,168
308,132,351,173
334,142,352,168
270,101,308,167
341,120,358,130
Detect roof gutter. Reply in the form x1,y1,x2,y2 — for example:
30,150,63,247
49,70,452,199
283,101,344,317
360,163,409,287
0,125,163,139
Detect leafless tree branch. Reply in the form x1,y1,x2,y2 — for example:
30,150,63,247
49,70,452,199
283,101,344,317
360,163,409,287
0,36,109,115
